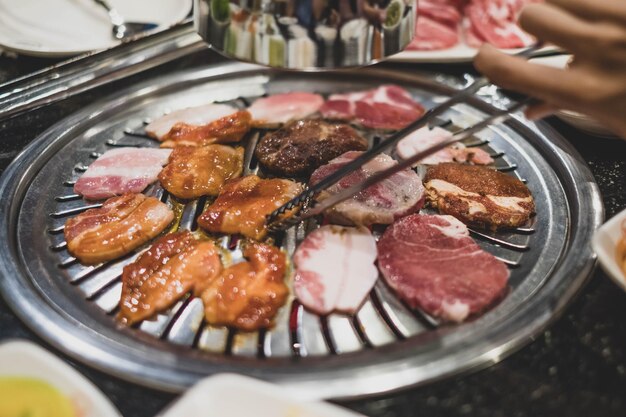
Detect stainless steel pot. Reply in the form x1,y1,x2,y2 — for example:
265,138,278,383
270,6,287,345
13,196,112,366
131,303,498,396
194,0,417,68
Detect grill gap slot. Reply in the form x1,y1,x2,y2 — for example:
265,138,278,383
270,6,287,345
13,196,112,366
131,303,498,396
166,298,205,346
355,298,398,347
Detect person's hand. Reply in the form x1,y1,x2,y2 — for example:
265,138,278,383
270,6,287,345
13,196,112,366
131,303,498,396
474,0,626,138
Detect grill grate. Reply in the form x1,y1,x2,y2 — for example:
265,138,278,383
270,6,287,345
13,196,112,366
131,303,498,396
47,93,537,360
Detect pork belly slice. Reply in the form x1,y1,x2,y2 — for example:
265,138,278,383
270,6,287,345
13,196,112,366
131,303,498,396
158,145,244,200
118,231,222,325
310,151,425,226
424,163,535,230
406,14,459,51
197,175,303,240
248,92,325,128
255,119,368,177
396,126,493,166
294,225,378,315
74,148,172,200
145,103,252,147
378,214,509,322
320,85,425,130
201,243,288,331
64,193,174,265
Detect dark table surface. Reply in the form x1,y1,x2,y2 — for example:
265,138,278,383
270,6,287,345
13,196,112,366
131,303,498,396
1,48,625,417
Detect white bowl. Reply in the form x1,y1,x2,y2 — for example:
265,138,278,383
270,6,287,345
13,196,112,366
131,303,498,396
0,340,121,417
592,208,626,291
159,374,365,417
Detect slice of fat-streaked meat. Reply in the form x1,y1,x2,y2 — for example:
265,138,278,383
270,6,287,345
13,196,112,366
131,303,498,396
378,214,509,322
64,193,174,265
145,103,251,147
248,92,325,128
118,231,222,325
197,175,303,240
465,0,535,48
294,225,378,315
158,145,244,200
406,15,459,51
424,163,535,230
418,0,462,27
320,85,426,130
201,243,288,331
396,126,493,166
310,151,425,226
74,148,172,200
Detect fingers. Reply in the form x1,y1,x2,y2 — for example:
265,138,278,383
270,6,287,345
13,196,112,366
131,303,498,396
524,102,557,121
548,0,626,25
474,45,589,109
518,3,597,54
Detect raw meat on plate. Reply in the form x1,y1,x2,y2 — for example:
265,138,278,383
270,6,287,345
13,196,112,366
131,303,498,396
377,214,509,322
74,148,171,200
294,225,378,315
310,151,425,226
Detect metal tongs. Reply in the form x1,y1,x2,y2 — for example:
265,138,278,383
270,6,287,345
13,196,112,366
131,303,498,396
265,44,544,233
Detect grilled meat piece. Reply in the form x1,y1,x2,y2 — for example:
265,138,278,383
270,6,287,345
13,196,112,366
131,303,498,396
310,151,425,226
145,103,251,148
64,193,174,265
118,231,222,325
158,145,244,200
294,225,378,315
424,163,535,230
254,119,368,177
248,92,324,128
74,148,172,200
378,214,509,322
197,175,303,240
201,243,288,331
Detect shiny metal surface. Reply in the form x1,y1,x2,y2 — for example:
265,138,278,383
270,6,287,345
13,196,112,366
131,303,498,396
0,63,602,398
194,0,416,68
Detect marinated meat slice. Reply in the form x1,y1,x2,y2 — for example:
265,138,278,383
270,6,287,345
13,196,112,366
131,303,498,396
118,231,222,325
201,243,288,331
64,193,174,265
320,85,426,130
464,0,535,48
396,126,493,165
294,225,378,315
310,151,425,226
248,92,325,128
424,163,535,230
145,103,251,147
158,145,244,200
197,175,303,240
377,214,509,322
254,119,368,177
74,148,171,200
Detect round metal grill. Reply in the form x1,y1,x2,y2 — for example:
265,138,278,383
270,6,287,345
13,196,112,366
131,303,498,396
0,63,602,398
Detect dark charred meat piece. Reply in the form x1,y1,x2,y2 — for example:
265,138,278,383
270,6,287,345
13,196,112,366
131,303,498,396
254,119,368,177
64,193,174,265
118,231,222,325
158,145,244,200
424,163,535,230
201,243,288,331
197,175,303,240
309,151,425,226
377,214,509,322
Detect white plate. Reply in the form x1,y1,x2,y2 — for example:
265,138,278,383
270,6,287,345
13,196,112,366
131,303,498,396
159,374,366,417
0,0,191,57
0,340,121,417
592,209,626,292
389,43,560,63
